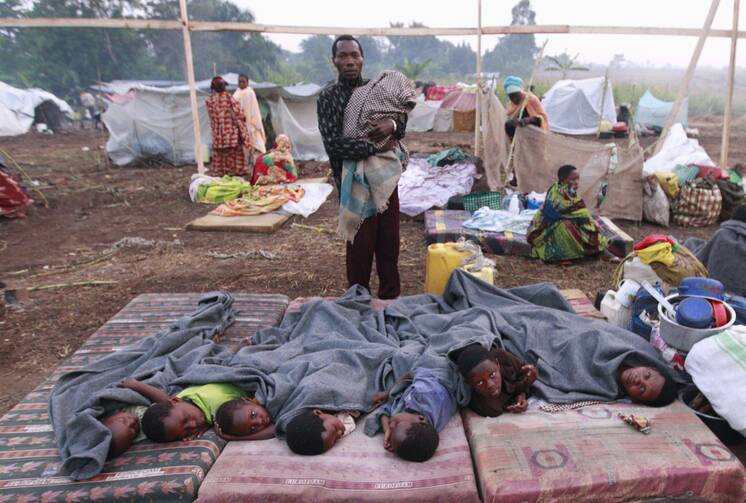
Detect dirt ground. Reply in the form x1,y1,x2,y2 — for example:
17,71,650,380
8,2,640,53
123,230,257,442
0,117,743,416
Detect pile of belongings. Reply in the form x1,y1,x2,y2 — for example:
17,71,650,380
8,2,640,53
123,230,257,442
0,154,32,218
398,147,479,217
642,125,745,227
210,184,304,217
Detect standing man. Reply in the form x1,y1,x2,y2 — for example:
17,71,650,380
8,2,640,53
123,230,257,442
233,74,266,172
317,35,408,299
79,90,99,129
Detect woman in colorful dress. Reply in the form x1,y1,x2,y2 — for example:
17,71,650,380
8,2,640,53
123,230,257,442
205,76,249,176
503,75,549,139
527,165,609,263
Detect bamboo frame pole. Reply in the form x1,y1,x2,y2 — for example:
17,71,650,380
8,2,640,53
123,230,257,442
720,0,740,168
178,0,205,174
654,0,721,155
474,0,482,156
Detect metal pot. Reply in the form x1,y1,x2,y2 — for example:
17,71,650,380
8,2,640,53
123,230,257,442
658,294,736,351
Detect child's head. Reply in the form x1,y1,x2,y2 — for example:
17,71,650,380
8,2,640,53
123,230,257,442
214,397,271,436
619,366,677,407
387,412,439,462
102,411,140,458
141,398,207,442
457,345,502,398
286,409,345,455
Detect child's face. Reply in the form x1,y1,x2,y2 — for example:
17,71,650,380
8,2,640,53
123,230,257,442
103,411,139,458
312,409,345,452
163,399,208,441
226,398,272,436
620,367,664,404
386,412,427,452
467,359,502,397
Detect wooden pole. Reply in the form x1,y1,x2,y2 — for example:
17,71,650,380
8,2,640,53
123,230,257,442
178,0,205,174
720,0,740,168
654,0,721,155
474,0,482,156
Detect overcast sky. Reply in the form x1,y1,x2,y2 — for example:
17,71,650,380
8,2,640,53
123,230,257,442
237,0,745,68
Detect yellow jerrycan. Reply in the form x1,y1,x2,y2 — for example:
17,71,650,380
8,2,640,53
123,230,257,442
425,242,495,295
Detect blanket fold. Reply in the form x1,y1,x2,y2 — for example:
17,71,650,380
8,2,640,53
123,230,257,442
684,219,746,296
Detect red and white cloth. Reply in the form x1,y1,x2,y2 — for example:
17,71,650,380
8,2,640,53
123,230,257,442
0,169,32,218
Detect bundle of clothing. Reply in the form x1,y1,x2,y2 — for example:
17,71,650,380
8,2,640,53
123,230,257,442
210,184,305,217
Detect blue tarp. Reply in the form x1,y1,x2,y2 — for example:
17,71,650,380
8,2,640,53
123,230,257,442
635,90,688,129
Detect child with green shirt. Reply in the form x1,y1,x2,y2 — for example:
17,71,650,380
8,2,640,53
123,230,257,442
120,378,274,443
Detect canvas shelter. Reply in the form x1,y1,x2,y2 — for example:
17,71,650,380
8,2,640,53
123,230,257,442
409,87,477,133
542,77,617,135
635,90,688,129
0,81,73,136
98,73,326,167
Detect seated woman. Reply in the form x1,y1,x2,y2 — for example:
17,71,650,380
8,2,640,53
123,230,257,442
251,134,298,185
503,75,549,139
684,204,746,296
527,165,611,263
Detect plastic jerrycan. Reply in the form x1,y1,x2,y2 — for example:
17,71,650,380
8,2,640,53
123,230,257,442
425,242,495,295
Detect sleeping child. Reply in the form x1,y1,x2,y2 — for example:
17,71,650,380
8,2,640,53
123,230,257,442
455,344,537,417
365,367,457,462
120,378,274,444
284,408,360,455
102,406,146,458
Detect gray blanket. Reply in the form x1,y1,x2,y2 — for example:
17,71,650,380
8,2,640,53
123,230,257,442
173,287,467,434
684,219,746,296
49,292,235,480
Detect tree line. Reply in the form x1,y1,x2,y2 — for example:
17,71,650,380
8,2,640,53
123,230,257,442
0,0,538,102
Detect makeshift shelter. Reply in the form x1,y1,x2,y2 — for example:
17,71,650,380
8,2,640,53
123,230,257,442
99,73,326,166
0,81,73,136
409,88,477,133
542,77,617,135
635,90,688,129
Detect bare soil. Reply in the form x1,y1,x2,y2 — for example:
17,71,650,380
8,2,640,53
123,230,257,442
0,116,743,416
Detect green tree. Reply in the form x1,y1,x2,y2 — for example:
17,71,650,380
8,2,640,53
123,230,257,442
483,0,538,77
395,57,432,80
294,34,336,84
448,42,476,77
544,53,589,79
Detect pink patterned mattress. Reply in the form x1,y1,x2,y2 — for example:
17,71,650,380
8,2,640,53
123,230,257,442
196,412,479,503
462,401,746,503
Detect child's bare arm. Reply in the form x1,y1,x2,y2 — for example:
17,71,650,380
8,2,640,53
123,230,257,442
381,415,393,451
119,378,170,404
505,393,528,413
215,423,275,441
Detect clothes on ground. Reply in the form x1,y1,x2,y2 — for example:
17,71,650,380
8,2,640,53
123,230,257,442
281,182,333,218
527,182,609,262
684,219,746,296
251,134,298,185
467,348,533,417
210,184,304,217
233,86,266,154
367,367,458,435
397,158,477,217
0,168,32,218
49,293,236,480
317,75,406,190
342,70,416,154
337,150,403,242
686,326,746,436
206,91,250,176
195,175,252,204
176,383,248,425
426,147,466,167
189,173,220,202
463,207,538,235
346,188,401,299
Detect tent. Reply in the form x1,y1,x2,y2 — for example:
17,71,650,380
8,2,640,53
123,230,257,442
635,90,688,129
409,88,477,133
542,77,617,135
99,73,327,166
0,81,73,136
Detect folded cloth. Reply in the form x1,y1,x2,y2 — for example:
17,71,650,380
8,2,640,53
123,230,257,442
634,234,675,252
427,147,467,167
210,185,304,217
281,182,333,218
338,150,402,242
636,241,675,267
189,173,220,202
685,326,746,436
463,207,537,235
197,175,253,204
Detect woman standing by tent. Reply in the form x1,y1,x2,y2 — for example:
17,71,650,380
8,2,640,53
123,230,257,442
503,75,548,139
206,76,250,176
527,165,609,263
233,74,266,168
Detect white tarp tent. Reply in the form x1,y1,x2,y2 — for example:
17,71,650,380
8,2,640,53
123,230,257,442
0,81,73,137
542,77,617,135
408,97,441,132
643,123,714,176
100,73,327,166
635,90,688,129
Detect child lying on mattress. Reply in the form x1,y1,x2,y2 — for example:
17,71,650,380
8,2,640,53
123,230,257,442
366,367,457,462
102,406,146,458
284,409,360,455
117,378,274,445
455,344,538,417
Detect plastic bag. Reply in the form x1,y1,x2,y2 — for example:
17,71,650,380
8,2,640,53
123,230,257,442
642,176,670,227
